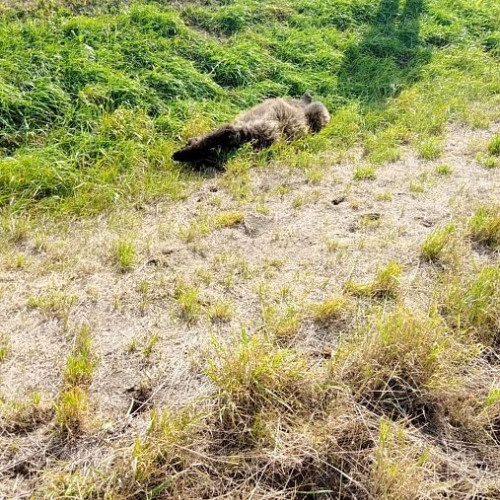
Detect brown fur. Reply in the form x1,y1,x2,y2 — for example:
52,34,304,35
172,93,330,163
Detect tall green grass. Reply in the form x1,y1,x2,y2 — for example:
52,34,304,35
0,0,499,214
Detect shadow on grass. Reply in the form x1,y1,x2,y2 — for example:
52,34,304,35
338,0,430,105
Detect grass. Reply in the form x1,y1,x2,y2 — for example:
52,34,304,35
420,223,456,262
64,324,96,386
310,296,350,324
353,165,376,181
4,0,500,498
208,300,234,324
27,290,78,328
0,0,497,217
112,236,136,272
488,135,500,156
435,164,453,176
468,205,500,248
344,260,402,299
417,137,442,160
174,282,202,323
53,386,90,436
0,332,11,362
213,210,245,229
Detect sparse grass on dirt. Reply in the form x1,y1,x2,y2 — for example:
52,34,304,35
2,0,500,498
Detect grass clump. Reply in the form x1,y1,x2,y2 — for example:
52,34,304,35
353,165,376,181
54,386,90,436
64,325,96,386
0,332,11,362
112,237,136,272
143,331,160,360
468,205,500,248
205,331,317,429
213,211,245,229
0,392,53,434
488,135,500,156
435,164,453,176
174,282,202,323
443,264,500,345
208,300,234,324
333,308,469,422
310,296,350,325
262,304,303,341
420,223,456,263
27,290,78,328
417,137,442,160
344,260,402,299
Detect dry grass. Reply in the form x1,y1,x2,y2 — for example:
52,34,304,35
2,0,500,496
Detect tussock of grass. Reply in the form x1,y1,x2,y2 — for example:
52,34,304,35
207,300,234,324
262,304,303,341
468,205,500,248
417,136,442,160
344,260,402,299
0,392,52,434
112,236,136,272
64,324,96,386
420,223,456,262
443,264,500,345
488,135,500,156
27,290,78,327
0,332,11,362
54,386,90,436
353,165,376,181
310,296,350,325
213,210,245,229
435,164,453,176
174,282,202,323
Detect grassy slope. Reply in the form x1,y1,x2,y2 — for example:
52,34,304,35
0,0,499,215
1,1,500,499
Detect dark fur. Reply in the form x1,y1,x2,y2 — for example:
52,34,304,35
172,93,330,163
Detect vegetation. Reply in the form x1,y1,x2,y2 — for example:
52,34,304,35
0,0,498,216
2,0,500,498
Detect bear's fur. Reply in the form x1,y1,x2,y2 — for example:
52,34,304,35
172,93,330,163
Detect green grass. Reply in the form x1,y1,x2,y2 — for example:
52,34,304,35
420,223,455,262
0,332,11,362
488,135,500,156
112,237,136,272
345,260,402,299
353,165,377,180
468,205,500,248
435,164,453,176
64,324,96,386
0,0,498,216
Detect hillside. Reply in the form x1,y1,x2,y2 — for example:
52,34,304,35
1,1,500,498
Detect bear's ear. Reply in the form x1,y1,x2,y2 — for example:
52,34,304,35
300,92,312,104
